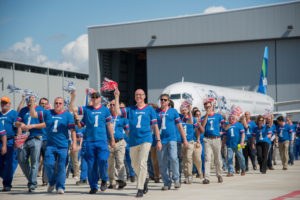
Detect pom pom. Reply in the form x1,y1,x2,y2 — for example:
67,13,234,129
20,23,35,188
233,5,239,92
63,80,76,93
101,77,118,92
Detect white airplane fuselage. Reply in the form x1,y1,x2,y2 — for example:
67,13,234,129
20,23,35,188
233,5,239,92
161,82,274,116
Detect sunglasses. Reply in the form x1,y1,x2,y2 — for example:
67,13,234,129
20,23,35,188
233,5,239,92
160,99,168,102
110,104,115,106
55,102,63,105
91,96,100,99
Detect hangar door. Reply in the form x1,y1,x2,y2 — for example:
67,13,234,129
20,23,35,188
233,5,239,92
99,49,147,106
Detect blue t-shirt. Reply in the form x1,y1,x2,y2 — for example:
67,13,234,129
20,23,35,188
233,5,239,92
108,115,129,140
156,108,181,144
225,122,245,148
17,105,45,138
201,113,225,137
121,105,157,147
180,115,198,142
275,123,293,143
75,126,84,138
78,105,112,142
0,122,7,144
245,120,257,140
38,110,75,148
0,110,18,137
253,125,272,144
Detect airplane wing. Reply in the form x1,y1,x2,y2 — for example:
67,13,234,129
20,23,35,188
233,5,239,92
275,100,300,106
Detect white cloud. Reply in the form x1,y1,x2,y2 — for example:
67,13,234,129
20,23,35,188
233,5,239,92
204,6,227,14
0,34,89,73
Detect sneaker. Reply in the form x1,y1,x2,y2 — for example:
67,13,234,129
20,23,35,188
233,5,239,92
174,181,181,189
100,181,108,191
283,167,288,170
218,176,223,183
73,176,80,180
187,177,193,184
203,179,210,184
2,187,11,192
154,178,160,183
227,173,233,177
108,184,116,189
130,176,135,183
28,187,35,192
143,178,149,194
117,180,127,189
42,182,48,186
47,185,55,193
241,170,246,176
136,189,143,198
57,189,64,194
253,165,257,170
76,180,87,185
161,185,170,191
89,188,98,194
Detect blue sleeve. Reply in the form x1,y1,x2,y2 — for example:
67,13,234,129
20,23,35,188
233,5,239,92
174,109,181,124
67,112,76,130
17,109,24,122
150,107,158,125
105,108,112,123
0,123,6,137
120,107,128,118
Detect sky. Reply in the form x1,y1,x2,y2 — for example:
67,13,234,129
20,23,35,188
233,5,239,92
0,0,294,74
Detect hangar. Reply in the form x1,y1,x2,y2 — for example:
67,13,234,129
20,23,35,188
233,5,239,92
87,1,300,113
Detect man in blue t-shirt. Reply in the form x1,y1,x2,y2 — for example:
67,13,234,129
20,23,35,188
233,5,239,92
114,88,162,198
156,94,188,190
15,95,46,192
242,111,257,171
70,90,115,194
274,116,293,170
201,100,225,184
107,99,129,189
0,97,19,191
30,97,76,194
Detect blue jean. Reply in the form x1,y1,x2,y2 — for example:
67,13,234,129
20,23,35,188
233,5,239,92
0,142,18,188
17,137,42,189
80,142,88,180
227,147,246,174
288,142,294,164
157,141,179,186
85,140,110,189
177,142,183,179
201,141,205,173
44,145,68,190
295,139,300,160
147,151,154,178
124,147,135,177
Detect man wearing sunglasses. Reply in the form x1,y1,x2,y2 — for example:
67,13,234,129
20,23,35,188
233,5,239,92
155,94,188,190
15,95,46,192
114,87,161,198
201,100,225,184
29,97,76,194
107,99,129,189
70,91,115,194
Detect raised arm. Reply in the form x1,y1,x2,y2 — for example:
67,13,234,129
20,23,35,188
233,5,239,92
114,88,121,116
69,91,78,113
17,93,26,113
29,97,38,118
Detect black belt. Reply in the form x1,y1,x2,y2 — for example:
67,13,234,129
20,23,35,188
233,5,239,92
115,138,124,143
26,135,42,141
7,137,14,140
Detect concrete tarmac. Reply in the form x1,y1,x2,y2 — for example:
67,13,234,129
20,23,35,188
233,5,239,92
1,160,300,200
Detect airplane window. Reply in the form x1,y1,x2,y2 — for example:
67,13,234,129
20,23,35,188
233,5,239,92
170,94,181,99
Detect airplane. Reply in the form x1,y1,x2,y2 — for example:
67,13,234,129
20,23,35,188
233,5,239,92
160,46,300,118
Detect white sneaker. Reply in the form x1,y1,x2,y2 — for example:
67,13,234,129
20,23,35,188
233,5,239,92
73,176,80,180
57,189,64,194
47,185,55,193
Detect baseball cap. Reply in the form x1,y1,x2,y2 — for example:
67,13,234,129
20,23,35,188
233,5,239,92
1,97,10,103
90,91,101,97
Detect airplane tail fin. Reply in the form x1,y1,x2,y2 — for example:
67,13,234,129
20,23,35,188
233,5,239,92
257,46,268,94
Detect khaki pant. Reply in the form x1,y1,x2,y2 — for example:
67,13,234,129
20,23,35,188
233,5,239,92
150,147,160,179
182,141,202,178
108,139,126,185
279,141,289,168
204,138,222,180
130,142,151,190
70,149,80,178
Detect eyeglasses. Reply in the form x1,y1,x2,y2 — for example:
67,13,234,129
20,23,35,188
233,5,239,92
110,104,115,106
55,102,63,105
258,119,264,122
91,96,100,99
160,99,168,102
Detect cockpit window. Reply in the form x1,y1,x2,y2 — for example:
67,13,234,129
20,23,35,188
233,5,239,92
170,94,181,100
